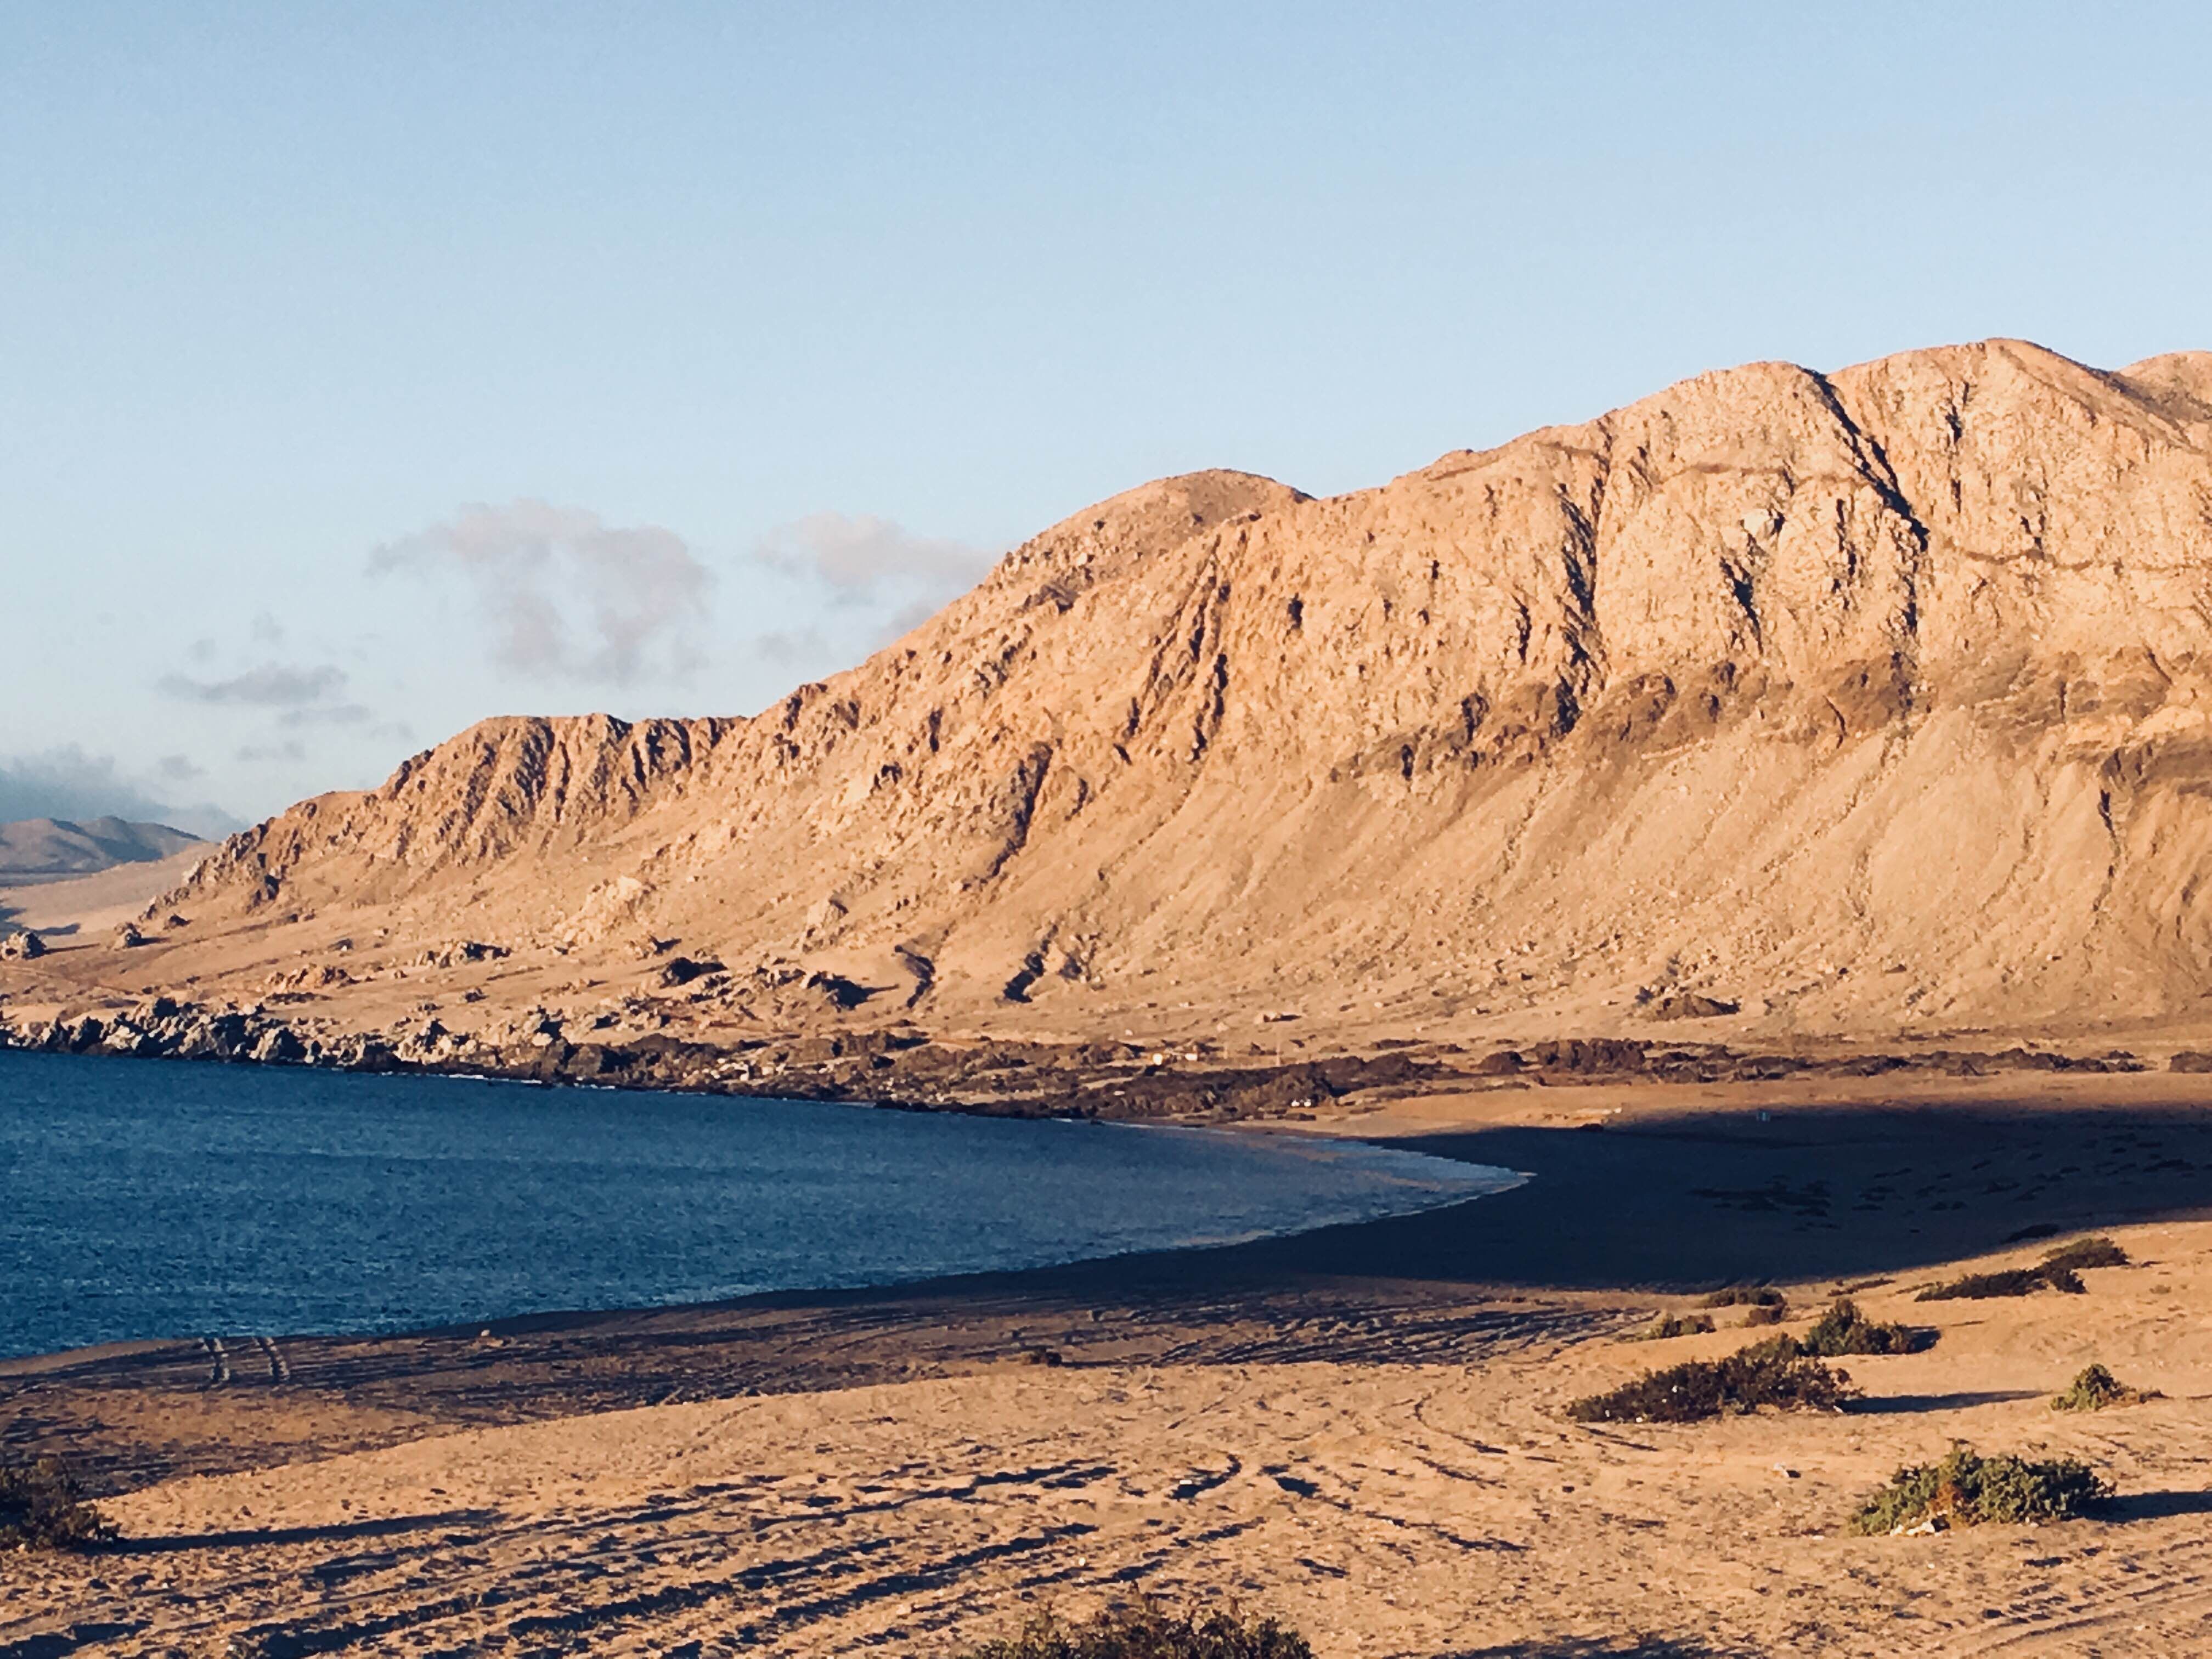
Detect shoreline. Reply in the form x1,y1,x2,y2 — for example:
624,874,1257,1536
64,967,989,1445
10,1067,2212,1479
1,977,2188,1130
13,1069,2212,1653
13,1062,2212,1373
0,1056,1528,1370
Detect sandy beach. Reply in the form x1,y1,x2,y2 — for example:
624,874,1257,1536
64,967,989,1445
8,1071,2212,1656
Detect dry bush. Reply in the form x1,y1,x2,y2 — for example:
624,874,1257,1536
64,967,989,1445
2051,1363,2160,1413
0,1458,112,1551
1919,1238,2129,1302
2040,1237,2129,1273
1565,1339,1854,1424
1849,1444,2109,1533
1793,1298,1920,1356
1699,1286,1784,1309
1918,1265,2080,1301
955,1602,1312,1659
1622,1312,1716,1341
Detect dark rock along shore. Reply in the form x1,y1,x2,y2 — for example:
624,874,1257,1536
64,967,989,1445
0,993,2159,1124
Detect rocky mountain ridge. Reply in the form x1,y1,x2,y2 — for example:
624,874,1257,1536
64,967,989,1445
16,338,2212,1059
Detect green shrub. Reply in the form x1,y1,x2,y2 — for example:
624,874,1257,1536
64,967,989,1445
1623,1312,1716,1341
1917,1238,2128,1302
2040,1236,2129,1273
2051,1363,2159,1412
0,1457,112,1551
1741,1303,1787,1327
1565,1338,1855,1424
1917,1264,2084,1301
1849,1444,2110,1533
1699,1286,1785,1308
1795,1298,1919,1356
954,1602,1312,1659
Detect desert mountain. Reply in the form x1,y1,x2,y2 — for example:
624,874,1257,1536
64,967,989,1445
0,817,201,883
75,340,2212,1047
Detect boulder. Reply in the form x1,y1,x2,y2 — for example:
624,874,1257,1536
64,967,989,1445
250,1026,307,1064
657,956,724,988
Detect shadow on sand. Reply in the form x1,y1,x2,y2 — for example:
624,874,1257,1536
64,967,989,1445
1848,1389,2046,1414
104,1508,498,1554
2106,1489,2212,1523
1448,1638,1734,1658
1169,1094,2212,1293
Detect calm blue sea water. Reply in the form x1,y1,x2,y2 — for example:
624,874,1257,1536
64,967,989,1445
0,1049,1518,1358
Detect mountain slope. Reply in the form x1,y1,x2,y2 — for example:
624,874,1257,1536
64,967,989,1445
0,817,202,883
106,341,2212,1043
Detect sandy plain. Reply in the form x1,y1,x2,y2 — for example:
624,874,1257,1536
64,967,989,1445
0,850,204,943
7,1071,2212,1657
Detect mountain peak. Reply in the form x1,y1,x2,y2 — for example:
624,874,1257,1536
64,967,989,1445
61,340,2212,1046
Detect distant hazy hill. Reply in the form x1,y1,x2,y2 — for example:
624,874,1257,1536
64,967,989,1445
0,817,204,882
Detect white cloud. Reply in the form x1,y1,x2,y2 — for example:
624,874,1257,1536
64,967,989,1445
158,663,349,707
754,512,994,602
370,499,711,684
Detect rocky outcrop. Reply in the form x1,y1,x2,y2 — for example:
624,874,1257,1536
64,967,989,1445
100,341,2212,1043
170,714,727,916
0,992,2146,1120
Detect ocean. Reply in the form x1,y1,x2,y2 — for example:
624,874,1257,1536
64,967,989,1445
0,1048,1518,1358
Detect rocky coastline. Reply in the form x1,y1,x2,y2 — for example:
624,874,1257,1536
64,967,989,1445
0,991,2163,1123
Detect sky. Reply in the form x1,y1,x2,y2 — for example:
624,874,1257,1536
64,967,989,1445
3,2,2209,833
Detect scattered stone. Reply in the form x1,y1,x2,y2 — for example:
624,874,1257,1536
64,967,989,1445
807,970,873,1010
658,956,724,988
1645,991,1741,1020
413,940,511,969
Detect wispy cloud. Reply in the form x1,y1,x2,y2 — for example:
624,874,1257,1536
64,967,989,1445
158,664,349,707
236,740,307,765
278,703,374,729
754,627,831,666
754,512,993,602
370,499,711,684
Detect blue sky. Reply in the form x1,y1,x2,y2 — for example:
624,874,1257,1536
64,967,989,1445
3,2,2208,831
